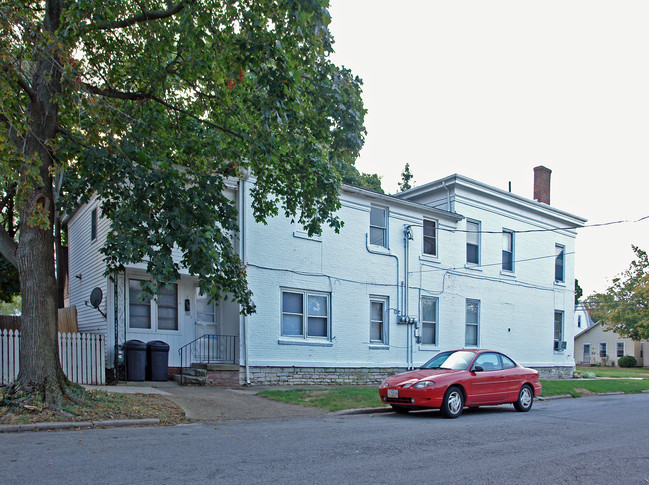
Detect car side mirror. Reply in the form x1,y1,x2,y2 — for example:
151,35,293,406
472,365,484,372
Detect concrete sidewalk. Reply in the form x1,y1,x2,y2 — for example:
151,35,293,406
85,381,332,422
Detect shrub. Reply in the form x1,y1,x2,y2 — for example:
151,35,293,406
618,355,637,368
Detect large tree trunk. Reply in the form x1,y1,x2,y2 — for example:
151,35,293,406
12,0,71,405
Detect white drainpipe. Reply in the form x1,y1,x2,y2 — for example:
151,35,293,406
240,175,251,385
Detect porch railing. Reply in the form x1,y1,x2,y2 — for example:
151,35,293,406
178,334,238,383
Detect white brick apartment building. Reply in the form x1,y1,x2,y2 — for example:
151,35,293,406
68,166,586,384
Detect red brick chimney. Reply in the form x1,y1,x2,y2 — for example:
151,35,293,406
533,166,552,204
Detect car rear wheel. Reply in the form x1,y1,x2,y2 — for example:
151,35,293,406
391,405,410,414
441,386,464,418
514,384,534,412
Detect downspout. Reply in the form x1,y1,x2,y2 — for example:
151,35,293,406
443,180,451,212
240,176,251,385
403,225,412,370
365,234,400,316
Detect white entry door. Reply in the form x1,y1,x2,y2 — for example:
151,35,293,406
583,344,591,364
194,288,218,362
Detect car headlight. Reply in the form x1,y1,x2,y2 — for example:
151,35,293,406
413,380,435,389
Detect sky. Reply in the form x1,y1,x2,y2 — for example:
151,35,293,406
327,0,649,297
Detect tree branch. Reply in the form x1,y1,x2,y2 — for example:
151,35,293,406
81,83,245,140
1,61,37,102
84,1,189,32
0,226,18,269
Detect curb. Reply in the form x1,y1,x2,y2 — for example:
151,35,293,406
333,406,392,416
0,418,160,434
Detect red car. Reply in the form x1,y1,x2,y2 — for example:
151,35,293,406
378,349,542,418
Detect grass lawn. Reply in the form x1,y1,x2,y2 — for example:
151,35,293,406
575,366,649,378
258,376,649,410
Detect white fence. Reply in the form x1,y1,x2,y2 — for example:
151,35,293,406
1,330,105,385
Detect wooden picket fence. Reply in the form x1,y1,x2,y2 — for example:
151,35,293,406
0,330,105,386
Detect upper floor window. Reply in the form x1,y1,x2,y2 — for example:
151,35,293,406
90,208,98,241
466,220,480,265
465,299,480,346
423,219,437,256
555,244,565,282
421,296,438,345
502,230,514,272
370,296,388,345
577,315,582,328
370,206,388,248
282,290,329,339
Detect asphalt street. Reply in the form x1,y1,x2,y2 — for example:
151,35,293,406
1,393,648,484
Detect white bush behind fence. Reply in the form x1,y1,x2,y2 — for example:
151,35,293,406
0,330,105,385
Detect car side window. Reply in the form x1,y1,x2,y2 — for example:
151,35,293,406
501,354,516,369
474,353,503,371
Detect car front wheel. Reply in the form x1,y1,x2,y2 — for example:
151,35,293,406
441,386,464,418
514,384,534,412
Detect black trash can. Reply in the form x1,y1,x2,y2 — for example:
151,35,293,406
123,339,147,381
146,340,170,381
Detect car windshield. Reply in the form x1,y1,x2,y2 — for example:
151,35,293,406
421,351,476,370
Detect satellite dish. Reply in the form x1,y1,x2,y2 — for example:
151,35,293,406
90,287,103,309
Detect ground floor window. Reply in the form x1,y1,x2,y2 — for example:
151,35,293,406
554,311,564,351
599,342,607,358
465,299,480,347
281,289,329,339
617,342,624,358
421,296,438,345
128,279,178,331
370,296,389,345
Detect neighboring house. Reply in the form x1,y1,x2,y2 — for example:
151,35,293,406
574,301,596,336
67,166,586,384
575,322,648,366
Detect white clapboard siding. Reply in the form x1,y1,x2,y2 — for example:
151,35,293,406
0,330,105,385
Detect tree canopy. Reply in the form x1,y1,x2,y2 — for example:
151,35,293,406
398,162,414,192
0,0,371,403
585,246,649,341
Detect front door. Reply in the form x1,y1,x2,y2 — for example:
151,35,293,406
583,344,591,364
194,288,218,362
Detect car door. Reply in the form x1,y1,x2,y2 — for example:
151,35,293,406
498,353,524,402
468,352,507,404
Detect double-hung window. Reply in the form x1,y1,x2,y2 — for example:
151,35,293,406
370,206,388,248
421,296,438,345
617,342,624,358
128,279,178,331
423,219,437,256
465,299,480,346
90,208,98,241
554,311,564,351
555,244,565,283
502,230,514,272
282,290,329,339
599,342,607,358
370,297,388,345
466,220,480,265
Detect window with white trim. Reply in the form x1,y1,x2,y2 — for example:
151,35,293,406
465,299,480,346
502,229,514,272
466,220,480,265
423,219,437,256
599,342,607,358
421,296,438,345
617,342,624,358
128,279,178,331
555,244,565,282
554,311,564,351
370,296,388,345
369,206,388,248
281,290,329,339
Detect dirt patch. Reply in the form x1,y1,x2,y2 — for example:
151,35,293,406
574,388,598,397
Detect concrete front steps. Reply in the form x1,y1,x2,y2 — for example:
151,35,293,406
174,364,240,387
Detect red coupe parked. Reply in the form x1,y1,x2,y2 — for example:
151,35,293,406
378,349,542,418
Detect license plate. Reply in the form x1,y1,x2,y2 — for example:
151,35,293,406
387,389,399,398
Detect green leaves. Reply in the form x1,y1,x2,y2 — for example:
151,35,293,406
2,0,372,315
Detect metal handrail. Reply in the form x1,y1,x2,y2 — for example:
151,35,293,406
178,334,238,385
